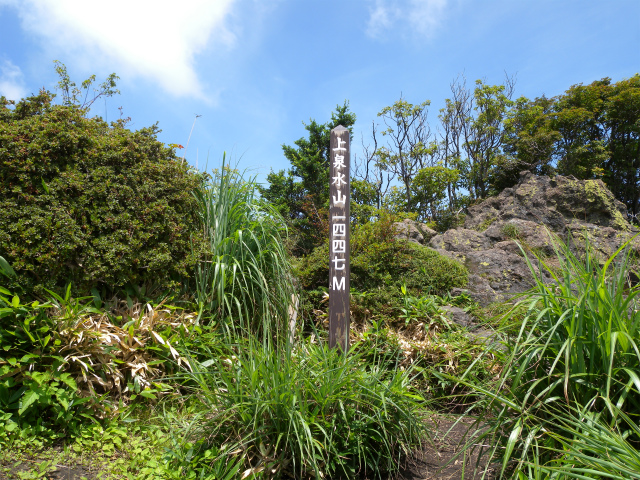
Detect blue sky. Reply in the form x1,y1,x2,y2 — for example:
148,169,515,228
1,0,639,184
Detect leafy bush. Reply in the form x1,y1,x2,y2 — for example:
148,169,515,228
0,283,93,435
352,242,466,295
350,314,502,408
352,318,405,370
455,235,640,478
398,284,452,331
0,90,205,296
297,212,467,319
0,260,198,440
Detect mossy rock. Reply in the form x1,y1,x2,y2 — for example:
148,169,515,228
464,173,632,233
583,180,629,231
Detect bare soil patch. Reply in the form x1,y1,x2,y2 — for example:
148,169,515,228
395,415,495,480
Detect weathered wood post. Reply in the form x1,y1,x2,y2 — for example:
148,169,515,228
329,126,350,351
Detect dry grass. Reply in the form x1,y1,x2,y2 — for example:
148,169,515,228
48,299,197,399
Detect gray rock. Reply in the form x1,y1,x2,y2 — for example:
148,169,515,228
464,172,631,233
464,274,502,306
494,240,521,255
565,222,640,260
450,287,469,297
420,225,438,243
441,305,473,328
393,219,437,245
429,228,491,253
430,173,638,306
484,219,555,256
464,248,536,296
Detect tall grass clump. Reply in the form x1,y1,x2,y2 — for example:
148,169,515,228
520,404,640,479
176,340,427,479
193,158,295,337
456,234,640,479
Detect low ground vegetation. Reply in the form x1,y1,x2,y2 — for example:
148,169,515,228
446,237,640,479
0,162,442,479
6,162,635,478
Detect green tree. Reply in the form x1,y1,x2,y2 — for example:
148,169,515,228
439,77,515,200
53,59,119,110
353,121,394,211
552,79,610,179
410,166,460,222
603,74,640,217
260,169,305,222
504,75,639,217
259,102,356,254
494,95,559,191
438,87,465,211
372,98,434,208
350,178,381,226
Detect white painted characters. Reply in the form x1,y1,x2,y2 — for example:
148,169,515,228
332,190,346,206
333,154,346,169
330,133,348,292
332,173,347,188
332,257,346,270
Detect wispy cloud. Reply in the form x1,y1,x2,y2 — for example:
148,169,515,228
367,0,448,40
0,59,27,101
4,0,237,100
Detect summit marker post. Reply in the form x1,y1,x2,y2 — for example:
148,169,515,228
329,126,350,351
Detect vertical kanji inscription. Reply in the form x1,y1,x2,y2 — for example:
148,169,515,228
329,126,350,351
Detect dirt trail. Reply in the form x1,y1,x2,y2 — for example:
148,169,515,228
395,416,495,480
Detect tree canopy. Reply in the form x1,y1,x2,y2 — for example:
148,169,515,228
267,74,639,241
259,102,356,254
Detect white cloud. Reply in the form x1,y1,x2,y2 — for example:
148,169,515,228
0,60,27,101
6,0,237,99
366,0,448,39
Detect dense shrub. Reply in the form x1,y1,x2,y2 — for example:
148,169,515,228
0,91,205,296
297,212,468,318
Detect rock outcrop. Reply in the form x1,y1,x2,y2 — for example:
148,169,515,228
430,172,639,305
393,218,437,245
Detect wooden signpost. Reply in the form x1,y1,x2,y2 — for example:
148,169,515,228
329,126,350,351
